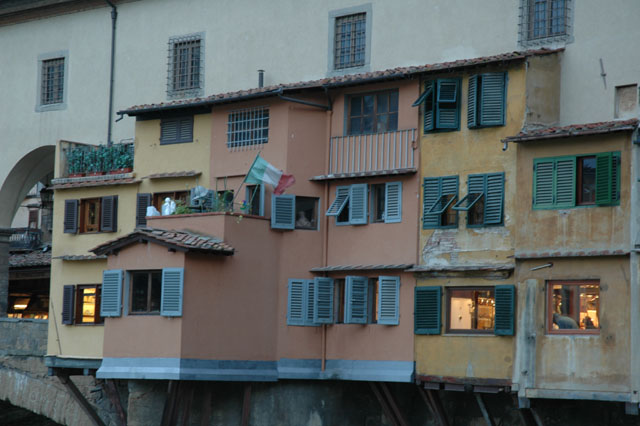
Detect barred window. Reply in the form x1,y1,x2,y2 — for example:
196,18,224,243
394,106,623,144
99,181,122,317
167,34,203,98
334,13,366,70
519,0,571,46
227,107,269,149
41,58,65,105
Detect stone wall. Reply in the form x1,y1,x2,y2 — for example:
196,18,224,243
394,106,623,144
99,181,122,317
0,318,47,356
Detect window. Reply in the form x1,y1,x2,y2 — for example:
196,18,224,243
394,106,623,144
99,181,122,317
216,190,235,211
453,172,505,227
614,84,639,119
415,285,515,336
271,195,319,230
245,185,264,216
413,79,461,133
519,0,571,45
533,152,620,209
467,73,507,128
130,271,162,314
62,285,103,325
327,182,402,226
63,196,117,234
160,116,193,145
153,191,189,211
36,51,68,112
167,34,204,98
422,176,458,229
287,275,400,326
328,5,371,73
347,91,398,135
547,281,599,334
227,107,269,149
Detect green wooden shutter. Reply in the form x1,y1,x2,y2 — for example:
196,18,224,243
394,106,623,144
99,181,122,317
62,285,75,325
63,199,78,234
271,194,295,230
494,285,515,336
161,268,184,317
467,75,478,128
349,184,368,225
101,269,122,317
422,178,441,229
287,279,305,326
611,153,620,203
326,186,350,216
313,277,334,324
595,152,613,205
100,195,118,232
415,286,441,335
441,176,459,227
378,276,400,325
423,81,435,132
435,79,460,129
136,193,152,227
384,182,402,223
345,276,368,324
484,173,505,225
533,159,555,208
555,157,576,208
467,174,485,194
479,72,506,126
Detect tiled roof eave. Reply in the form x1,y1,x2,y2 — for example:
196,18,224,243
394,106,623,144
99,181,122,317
503,119,639,143
310,264,414,272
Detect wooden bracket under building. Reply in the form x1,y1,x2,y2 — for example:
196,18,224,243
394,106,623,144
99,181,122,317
55,371,107,426
101,379,127,426
417,385,449,426
369,382,409,426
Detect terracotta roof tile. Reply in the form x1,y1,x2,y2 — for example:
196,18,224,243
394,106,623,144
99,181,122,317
503,118,639,143
143,171,201,179
91,227,234,256
515,249,629,259
10,251,51,268
51,178,140,190
53,254,107,261
121,49,562,116
310,264,414,272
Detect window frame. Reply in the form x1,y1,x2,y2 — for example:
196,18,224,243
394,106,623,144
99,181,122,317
453,172,505,228
546,280,600,335
226,106,269,149
329,182,402,226
36,50,68,112
519,0,573,47
153,191,189,212
346,89,399,136
80,198,101,233
445,286,496,335
167,33,204,99
160,116,194,145
467,73,507,129
328,4,372,75
414,78,462,133
294,196,319,230
129,270,162,315
245,184,265,216
74,285,103,325
422,176,459,229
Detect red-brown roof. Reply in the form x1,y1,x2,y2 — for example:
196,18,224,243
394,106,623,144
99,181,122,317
50,177,140,190
143,171,201,179
503,119,639,143
9,250,51,268
121,49,562,116
91,228,234,256
53,254,107,261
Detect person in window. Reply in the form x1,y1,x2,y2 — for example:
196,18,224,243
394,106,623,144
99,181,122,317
553,313,579,329
582,316,596,329
295,210,312,228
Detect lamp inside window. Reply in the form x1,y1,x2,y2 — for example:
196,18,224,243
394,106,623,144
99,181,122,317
548,281,599,333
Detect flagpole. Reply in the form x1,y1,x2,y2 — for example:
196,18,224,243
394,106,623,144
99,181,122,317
230,151,262,209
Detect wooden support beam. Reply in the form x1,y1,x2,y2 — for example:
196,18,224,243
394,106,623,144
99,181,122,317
241,383,252,426
474,394,495,426
369,382,399,426
529,408,545,426
417,386,449,426
102,380,126,426
56,372,106,426
179,382,194,426
161,380,180,426
379,382,409,426
200,384,212,426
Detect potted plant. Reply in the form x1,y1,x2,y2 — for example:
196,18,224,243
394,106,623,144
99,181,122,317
66,147,85,177
110,143,133,174
85,148,103,176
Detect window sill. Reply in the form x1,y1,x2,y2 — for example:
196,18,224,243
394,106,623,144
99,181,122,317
443,333,497,337
72,323,104,326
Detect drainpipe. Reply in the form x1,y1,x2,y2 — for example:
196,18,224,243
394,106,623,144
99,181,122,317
321,86,333,372
105,0,117,146
630,127,640,407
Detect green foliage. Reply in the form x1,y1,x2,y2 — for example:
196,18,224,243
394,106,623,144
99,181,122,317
173,200,193,215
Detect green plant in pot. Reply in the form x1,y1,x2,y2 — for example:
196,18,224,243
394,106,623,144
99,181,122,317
67,147,85,176
85,148,102,174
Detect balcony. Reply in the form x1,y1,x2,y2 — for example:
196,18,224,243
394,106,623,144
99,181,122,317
313,128,417,180
9,228,42,250
61,141,134,178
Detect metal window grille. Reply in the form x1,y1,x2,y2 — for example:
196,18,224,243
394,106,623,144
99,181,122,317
519,0,571,46
41,58,64,105
334,13,366,70
226,106,269,150
167,35,203,98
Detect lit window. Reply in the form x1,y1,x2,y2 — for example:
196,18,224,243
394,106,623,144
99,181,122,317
446,287,495,334
547,281,600,334
76,285,102,324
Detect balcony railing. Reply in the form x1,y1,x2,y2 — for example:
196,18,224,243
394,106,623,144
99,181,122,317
328,128,417,177
9,228,42,250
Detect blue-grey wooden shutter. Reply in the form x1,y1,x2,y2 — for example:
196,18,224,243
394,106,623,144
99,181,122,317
479,72,506,126
349,184,368,225
555,157,576,208
179,117,194,142
305,280,318,326
414,286,441,335
422,81,435,132
100,195,118,232
533,159,554,208
326,186,350,216
595,152,613,205
345,276,368,324
435,79,460,129
467,75,478,128
313,277,334,324
494,285,515,336
378,276,400,325
384,182,402,223
287,279,305,326
484,173,505,225
101,269,123,317
136,193,152,227
62,285,75,325
160,119,178,144
161,268,184,317
271,194,295,230
63,199,78,234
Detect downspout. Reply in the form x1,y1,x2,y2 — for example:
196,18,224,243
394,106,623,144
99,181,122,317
630,127,640,407
321,86,333,372
105,0,117,146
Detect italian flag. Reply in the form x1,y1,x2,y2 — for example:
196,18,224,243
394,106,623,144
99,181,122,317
245,154,295,195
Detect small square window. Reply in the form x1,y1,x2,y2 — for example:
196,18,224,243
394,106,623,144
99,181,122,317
41,58,65,105
75,285,102,324
80,198,101,233
295,197,318,230
519,0,572,46
334,13,366,70
245,185,264,216
371,184,385,223
153,191,189,212
167,34,204,98
130,271,162,314
160,116,193,145
227,107,269,149
547,281,600,334
577,156,596,205
446,287,495,334
348,91,398,135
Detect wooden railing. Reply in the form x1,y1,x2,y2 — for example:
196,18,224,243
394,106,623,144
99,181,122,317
328,129,417,175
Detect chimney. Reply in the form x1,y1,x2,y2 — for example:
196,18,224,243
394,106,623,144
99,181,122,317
258,70,264,88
